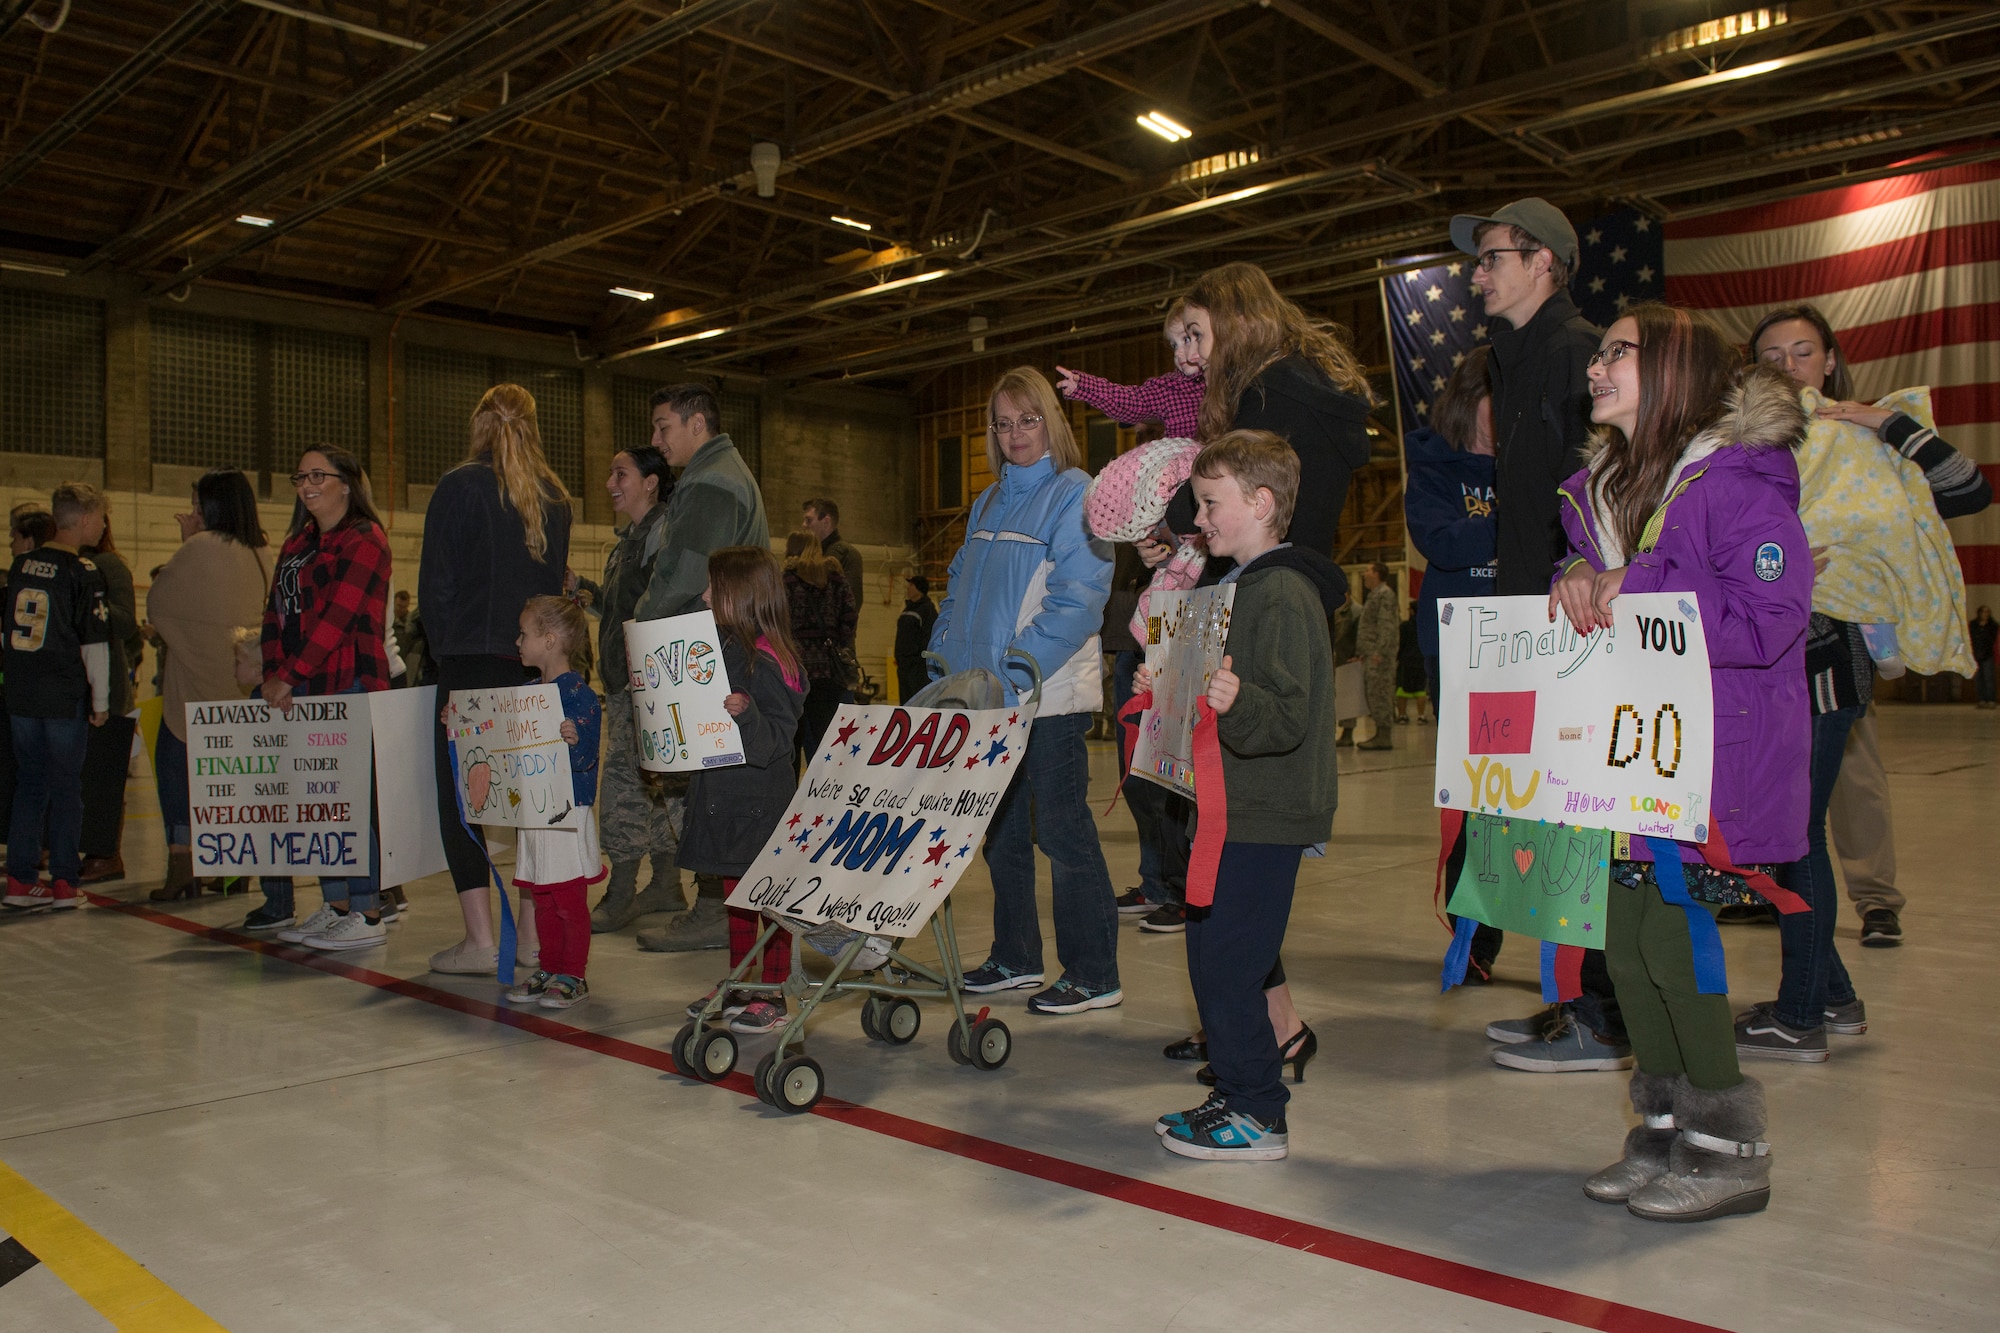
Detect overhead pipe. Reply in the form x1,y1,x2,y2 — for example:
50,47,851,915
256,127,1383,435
240,0,426,50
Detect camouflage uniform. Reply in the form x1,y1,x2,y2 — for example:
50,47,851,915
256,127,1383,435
599,688,683,864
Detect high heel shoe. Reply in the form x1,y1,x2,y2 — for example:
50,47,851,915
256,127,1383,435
1195,1023,1318,1086
150,850,199,901
1163,1035,1208,1062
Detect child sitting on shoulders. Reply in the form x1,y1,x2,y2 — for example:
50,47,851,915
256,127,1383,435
505,595,603,1011
677,547,807,1037
1141,431,1343,1161
1055,301,1205,440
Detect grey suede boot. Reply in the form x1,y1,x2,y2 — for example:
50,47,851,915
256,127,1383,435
630,851,687,917
591,860,642,933
1583,1070,1679,1202
1627,1076,1771,1222
635,893,727,952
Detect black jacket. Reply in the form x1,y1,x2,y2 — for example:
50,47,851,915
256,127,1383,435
894,594,937,665
418,460,571,659
1485,291,1599,595
678,635,806,878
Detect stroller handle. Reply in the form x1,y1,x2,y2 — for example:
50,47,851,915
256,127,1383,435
920,649,1044,707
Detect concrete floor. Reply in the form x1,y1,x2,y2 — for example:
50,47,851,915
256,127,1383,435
2,706,1994,1332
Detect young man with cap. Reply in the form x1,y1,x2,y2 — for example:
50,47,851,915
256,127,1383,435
894,573,937,703
1449,198,1632,1075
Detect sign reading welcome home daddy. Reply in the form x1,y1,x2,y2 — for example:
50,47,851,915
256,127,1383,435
725,700,1034,936
187,696,372,874
1434,592,1715,844
447,683,578,829
623,610,744,772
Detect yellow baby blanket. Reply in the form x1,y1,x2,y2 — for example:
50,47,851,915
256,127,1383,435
1795,384,1973,677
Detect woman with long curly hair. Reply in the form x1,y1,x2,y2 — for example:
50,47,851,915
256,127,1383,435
419,382,574,976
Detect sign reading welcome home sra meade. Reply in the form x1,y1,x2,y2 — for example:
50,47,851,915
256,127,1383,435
187,696,372,875
1434,592,1715,844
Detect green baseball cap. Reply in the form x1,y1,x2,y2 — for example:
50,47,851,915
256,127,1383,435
1450,197,1579,272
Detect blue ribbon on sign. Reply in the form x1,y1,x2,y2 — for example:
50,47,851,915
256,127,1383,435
1640,835,1728,995
1439,914,1478,992
1539,940,1560,1003
447,736,517,987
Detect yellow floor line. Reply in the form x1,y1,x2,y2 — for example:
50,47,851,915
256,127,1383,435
0,1159,226,1331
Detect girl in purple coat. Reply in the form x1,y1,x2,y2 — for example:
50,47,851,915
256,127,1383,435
1552,303,1812,1224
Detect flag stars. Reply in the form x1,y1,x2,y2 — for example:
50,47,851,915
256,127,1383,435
1405,270,1421,282
1585,227,1603,244
1633,217,1651,232
1472,323,1488,340
1408,355,1425,371
1448,305,1466,323
1425,284,1443,302
1614,293,1631,312
1609,245,1627,263
1589,276,1606,293
1636,264,1655,283
1450,351,1466,368
1405,308,1424,326
1429,329,1446,346
1431,374,1447,391
1446,261,1463,277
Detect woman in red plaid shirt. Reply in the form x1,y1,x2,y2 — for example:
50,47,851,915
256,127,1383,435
248,448,394,949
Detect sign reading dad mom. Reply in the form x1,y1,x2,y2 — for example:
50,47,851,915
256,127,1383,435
624,610,744,773
725,699,1035,937
186,696,371,874
1434,592,1715,844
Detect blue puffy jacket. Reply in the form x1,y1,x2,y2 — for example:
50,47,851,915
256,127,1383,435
1403,428,1497,658
929,454,1113,713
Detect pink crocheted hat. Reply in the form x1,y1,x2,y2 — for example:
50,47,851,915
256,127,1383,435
1084,437,1201,541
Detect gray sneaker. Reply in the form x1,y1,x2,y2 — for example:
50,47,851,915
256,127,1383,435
1486,1003,1567,1045
1734,1007,1829,1062
1823,998,1867,1035
636,896,728,952
1491,1012,1634,1072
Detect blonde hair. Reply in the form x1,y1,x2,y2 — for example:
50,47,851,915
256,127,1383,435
1192,430,1301,538
784,529,835,588
469,383,570,563
521,593,594,678
984,366,1081,478
50,482,106,528
1183,262,1373,440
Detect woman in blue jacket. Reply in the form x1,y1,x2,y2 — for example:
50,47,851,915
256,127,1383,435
929,367,1121,1016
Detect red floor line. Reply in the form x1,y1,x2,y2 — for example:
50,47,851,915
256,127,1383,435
90,893,1731,1333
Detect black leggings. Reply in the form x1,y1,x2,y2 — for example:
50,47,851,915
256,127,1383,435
432,655,531,894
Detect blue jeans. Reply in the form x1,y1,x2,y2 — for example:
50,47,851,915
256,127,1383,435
1775,705,1862,1030
154,724,191,847
1187,842,1303,1123
983,712,1120,991
7,703,89,884
259,681,380,915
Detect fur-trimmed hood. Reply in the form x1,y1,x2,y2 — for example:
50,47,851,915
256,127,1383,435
1581,364,1809,471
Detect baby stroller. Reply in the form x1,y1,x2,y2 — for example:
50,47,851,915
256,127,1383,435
671,650,1040,1113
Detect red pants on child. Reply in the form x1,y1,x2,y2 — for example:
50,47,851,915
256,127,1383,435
529,883,591,979
726,878,790,983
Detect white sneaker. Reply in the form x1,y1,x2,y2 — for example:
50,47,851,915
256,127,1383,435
276,906,341,944
305,911,387,951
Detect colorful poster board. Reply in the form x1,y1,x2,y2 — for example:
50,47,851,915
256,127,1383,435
1433,592,1715,843
187,696,372,875
1449,812,1612,946
446,683,577,829
724,701,1034,935
623,611,744,772
1132,585,1234,797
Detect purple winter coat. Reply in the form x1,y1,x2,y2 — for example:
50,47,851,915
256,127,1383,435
1557,371,1812,864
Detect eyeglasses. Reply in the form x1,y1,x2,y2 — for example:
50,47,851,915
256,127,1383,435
290,469,341,488
991,414,1044,435
1587,340,1640,368
1474,247,1539,272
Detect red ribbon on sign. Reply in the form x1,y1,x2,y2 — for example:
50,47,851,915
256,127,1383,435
1185,696,1229,908
1434,805,1466,933
1105,689,1153,816
1698,824,1810,915
1554,943,1585,1001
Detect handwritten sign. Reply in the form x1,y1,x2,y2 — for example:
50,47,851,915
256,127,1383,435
724,700,1035,935
1434,593,1715,843
446,683,576,829
623,610,744,772
1450,813,1611,946
1132,585,1234,797
187,696,372,875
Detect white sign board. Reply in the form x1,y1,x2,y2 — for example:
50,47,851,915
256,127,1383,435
446,683,577,828
1132,585,1234,797
1434,593,1715,843
369,685,449,889
623,611,744,772
724,701,1034,935
187,696,372,875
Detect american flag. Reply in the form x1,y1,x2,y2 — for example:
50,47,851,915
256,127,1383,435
1665,157,2000,600
1383,211,1662,436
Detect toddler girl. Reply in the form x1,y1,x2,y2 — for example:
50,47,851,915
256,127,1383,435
504,595,603,1010
1055,302,1205,439
677,547,807,1036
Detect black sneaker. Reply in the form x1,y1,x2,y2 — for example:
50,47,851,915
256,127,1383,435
960,960,1044,994
1115,888,1157,916
241,903,294,932
1735,1007,1829,1062
1138,902,1186,934
1026,978,1123,1015
1860,909,1902,948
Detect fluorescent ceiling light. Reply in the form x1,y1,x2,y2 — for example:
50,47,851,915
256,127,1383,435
236,215,274,227
609,287,655,300
429,112,455,123
830,215,873,231
640,325,734,352
693,327,727,339
1138,111,1192,142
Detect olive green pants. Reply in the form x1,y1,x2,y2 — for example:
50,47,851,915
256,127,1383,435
1604,880,1742,1090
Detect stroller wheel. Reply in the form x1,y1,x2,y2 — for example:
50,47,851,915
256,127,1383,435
692,1028,738,1083
968,1018,1011,1071
671,1022,700,1077
753,1052,778,1106
946,1020,973,1066
859,995,884,1041
877,998,921,1045
769,1055,825,1113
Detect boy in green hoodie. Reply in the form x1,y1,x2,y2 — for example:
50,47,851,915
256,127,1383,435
1149,431,1342,1161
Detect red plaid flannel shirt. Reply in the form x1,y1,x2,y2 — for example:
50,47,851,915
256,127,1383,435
262,519,392,694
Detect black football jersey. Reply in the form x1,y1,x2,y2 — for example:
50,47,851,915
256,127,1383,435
4,545,110,717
